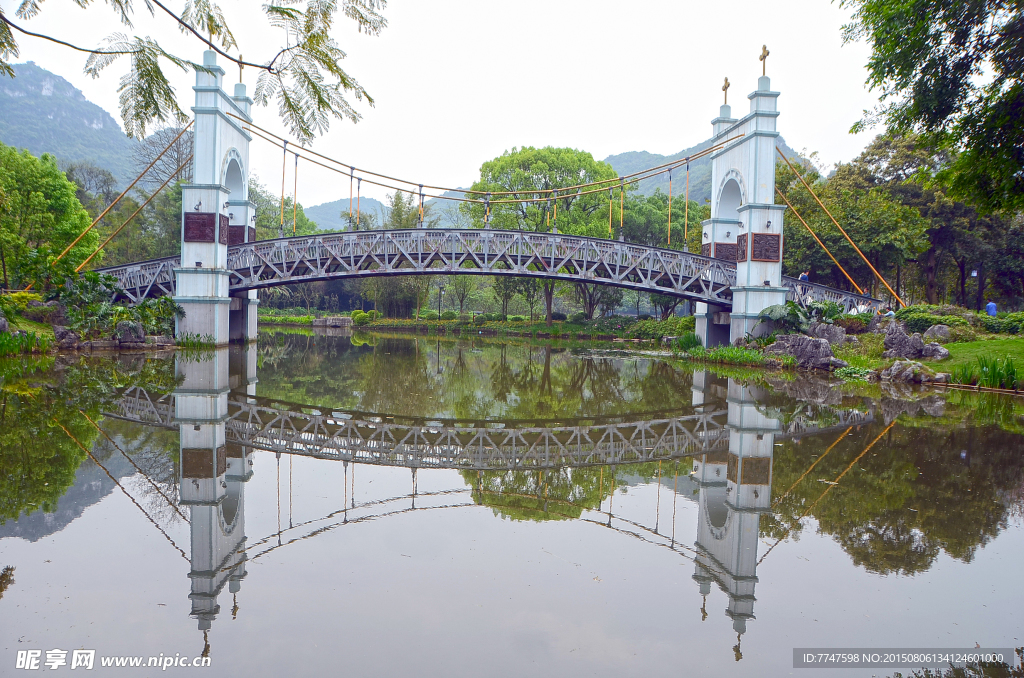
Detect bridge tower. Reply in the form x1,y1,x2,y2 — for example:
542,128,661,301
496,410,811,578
177,347,253,630
174,51,258,344
695,75,788,346
691,374,776,652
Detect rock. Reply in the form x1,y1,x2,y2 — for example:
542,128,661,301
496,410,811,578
931,372,950,384
922,324,951,343
0,316,9,333
52,325,80,350
867,313,887,333
22,300,65,324
764,334,849,370
807,321,849,346
115,321,146,344
880,360,926,383
882,322,927,359
921,343,950,360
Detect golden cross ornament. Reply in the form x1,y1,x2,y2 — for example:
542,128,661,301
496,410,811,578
760,45,770,76
722,77,730,104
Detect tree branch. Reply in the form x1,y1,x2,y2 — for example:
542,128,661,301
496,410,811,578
0,14,137,55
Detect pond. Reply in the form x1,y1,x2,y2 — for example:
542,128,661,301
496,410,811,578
1,330,1022,676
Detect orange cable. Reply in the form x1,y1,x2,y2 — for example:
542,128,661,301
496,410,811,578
777,147,903,306
775,187,864,295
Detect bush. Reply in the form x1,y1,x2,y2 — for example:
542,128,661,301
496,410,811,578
353,312,371,327
569,312,587,323
835,315,868,334
366,310,379,321
981,312,1024,334
459,313,471,322
627,314,696,340
440,310,458,320
900,312,968,334
551,311,567,321
948,325,977,343
674,332,702,352
420,310,439,320
834,366,872,381
507,314,526,322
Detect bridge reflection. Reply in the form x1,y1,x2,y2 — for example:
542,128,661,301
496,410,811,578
107,346,875,653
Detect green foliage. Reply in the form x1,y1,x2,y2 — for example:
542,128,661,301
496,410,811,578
808,300,845,323
175,333,216,350
834,365,873,381
673,332,702,352
440,310,458,321
980,312,1024,335
626,314,695,340
352,310,370,326
976,356,1018,390
0,332,50,356
258,313,314,325
899,313,969,334
835,314,869,334
758,301,812,334
0,143,95,290
419,310,439,320
841,0,1024,213
683,345,783,368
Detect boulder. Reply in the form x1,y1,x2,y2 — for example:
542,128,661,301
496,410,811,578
921,343,950,360
880,360,926,383
115,321,146,344
807,321,849,346
866,314,888,333
763,334,849,371
882,322,926,359
23,300,66,324
52,325,80,350
922,324,951,343
0,315,9,333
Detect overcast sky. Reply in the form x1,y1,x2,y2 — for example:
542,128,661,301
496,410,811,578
12,0,882,207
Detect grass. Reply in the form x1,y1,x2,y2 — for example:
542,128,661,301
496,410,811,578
0,332,51,356
833,333,886,369
921,336,1024,370
678,345,795,368
8,315,56,339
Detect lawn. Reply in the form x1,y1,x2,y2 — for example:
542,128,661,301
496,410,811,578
9,315,56,339
921,336,1024,370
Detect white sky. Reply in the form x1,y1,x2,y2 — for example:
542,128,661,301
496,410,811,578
12,0,882,206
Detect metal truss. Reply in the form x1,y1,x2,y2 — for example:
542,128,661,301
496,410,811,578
98,229,882,312
109,389,875,471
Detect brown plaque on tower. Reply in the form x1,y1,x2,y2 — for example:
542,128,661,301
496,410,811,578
701,243,711,257
218,214,229,245
752,233,781,261
183,213,216,242
248,226,256,243
736,233,748,262
228,224,246,246
715,242,739,262
181,445,227,478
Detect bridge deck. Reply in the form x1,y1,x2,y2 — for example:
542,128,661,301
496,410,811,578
97,229,882,313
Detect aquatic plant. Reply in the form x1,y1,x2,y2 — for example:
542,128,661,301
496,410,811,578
0,332,51,357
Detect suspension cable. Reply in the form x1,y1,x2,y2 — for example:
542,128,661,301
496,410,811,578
776,147,904,306
76,156,193,272
52,121,193,267
293,152,299,234
775,187,864,295
279,140,288,236
667,168,673,246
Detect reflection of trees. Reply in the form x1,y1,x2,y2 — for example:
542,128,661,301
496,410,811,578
766,424,1024,576
0,355,179,525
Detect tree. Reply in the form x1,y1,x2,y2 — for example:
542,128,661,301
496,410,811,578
517,278,542,321
491,275,518,317
464,146,618,325
0,0,387,143
841,0,1024,212
623,289,647,317
131,126,194,190
572,283,623,320
449,272,477,314
0,143,95,289
650,293,683,321
249,175,319,239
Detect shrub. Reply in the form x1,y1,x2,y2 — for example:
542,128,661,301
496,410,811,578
627,315,696,340
569,312,587,323
440,310,458,320
674,332,702,352
353,312,371,327
420,310,439,320
551,311,567,321
981,312,1024,334
900,312,968,334
366,310,379,321
459,314,471,322
834,366,872,381
835,315,868,334
947,325,977,343
1,292,43,314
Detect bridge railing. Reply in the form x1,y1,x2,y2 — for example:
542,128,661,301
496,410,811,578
782,276,884,314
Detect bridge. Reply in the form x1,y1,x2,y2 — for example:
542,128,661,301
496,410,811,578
80,50,887,346
97,229,881,315
107,387,874,471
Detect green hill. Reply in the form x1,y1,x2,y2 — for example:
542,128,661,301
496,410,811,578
0,62,137,184
303,197,386,231
603,136,801,203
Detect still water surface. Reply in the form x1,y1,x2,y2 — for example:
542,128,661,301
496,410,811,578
1,330,1022,677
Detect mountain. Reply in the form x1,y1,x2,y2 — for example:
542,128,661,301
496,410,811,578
0,62,137,184
303,197,386,231
603,136,801,204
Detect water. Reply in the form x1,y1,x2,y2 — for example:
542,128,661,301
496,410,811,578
1,330,1022,677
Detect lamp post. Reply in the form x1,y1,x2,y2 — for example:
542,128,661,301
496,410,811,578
438,286,445,317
